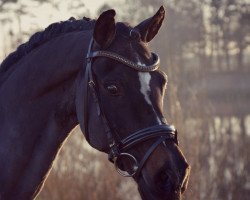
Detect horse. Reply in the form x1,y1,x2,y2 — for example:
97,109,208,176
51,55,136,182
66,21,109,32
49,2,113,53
0,6,190,200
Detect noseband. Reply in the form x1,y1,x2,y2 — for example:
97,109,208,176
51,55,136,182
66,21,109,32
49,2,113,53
83,37,178,178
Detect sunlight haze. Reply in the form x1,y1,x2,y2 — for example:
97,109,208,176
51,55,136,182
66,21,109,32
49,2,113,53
0,0,119,60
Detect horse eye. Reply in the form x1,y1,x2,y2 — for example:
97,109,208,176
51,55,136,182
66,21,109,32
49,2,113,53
106,85,119,95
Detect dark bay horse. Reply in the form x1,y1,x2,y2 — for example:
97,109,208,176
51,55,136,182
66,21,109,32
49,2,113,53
0,6,190,200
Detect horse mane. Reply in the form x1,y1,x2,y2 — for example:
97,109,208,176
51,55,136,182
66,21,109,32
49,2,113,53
0,17,95,74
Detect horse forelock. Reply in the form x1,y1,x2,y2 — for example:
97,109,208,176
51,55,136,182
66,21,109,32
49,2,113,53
0,17,96,75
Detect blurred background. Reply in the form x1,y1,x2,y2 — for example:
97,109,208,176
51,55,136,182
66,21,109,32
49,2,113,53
0,0,249,199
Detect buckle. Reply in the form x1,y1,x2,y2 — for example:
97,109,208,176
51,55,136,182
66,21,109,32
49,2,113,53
86,52,94,63
86,56,91,63
108,143,120,163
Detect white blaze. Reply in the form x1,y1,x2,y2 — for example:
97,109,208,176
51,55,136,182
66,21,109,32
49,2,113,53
138,72,162,124
138,72,151,105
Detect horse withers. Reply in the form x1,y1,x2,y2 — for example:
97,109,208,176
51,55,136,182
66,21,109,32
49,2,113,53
0,6,190,200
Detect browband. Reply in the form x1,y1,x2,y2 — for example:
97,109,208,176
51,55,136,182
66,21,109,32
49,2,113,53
86,51,160,72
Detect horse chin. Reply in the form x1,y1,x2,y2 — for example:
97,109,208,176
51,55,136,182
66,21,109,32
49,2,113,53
136,176,181,200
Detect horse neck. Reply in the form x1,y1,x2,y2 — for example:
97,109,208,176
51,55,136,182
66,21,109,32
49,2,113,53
7,31,90,130
0,31,91,198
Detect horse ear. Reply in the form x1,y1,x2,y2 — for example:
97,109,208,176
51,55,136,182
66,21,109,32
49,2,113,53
134,6,165,43
93,9,116,49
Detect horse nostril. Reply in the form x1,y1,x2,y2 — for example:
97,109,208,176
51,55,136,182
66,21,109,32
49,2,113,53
160,171,169,183
156,170,171,190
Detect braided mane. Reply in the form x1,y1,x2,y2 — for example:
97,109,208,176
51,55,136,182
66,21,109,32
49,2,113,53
0,17,95,74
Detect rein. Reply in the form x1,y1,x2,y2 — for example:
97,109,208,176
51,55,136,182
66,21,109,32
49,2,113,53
83,37,178,178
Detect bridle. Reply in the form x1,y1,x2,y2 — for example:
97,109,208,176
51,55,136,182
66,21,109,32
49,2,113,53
83,36,179,178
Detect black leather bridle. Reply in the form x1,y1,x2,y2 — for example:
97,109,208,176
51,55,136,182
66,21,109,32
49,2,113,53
83,37,178,178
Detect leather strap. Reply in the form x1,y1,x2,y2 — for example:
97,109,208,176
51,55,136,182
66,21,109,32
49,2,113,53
121,125,176,150
84,38,115,146
83,56,91,142
134,137,167,178
87,51,160,72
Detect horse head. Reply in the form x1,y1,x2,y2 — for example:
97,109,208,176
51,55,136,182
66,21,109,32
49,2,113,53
76,6,190,200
